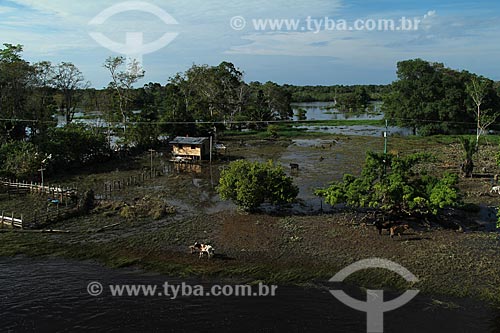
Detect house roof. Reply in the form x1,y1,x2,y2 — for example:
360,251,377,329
170,137,209,145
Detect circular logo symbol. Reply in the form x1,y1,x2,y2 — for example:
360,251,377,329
87,281,104,297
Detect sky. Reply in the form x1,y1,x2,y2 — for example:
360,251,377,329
1,0,499,88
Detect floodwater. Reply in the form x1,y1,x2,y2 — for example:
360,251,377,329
295,124,413,137
0,257,497,332
292,102,384,121
292,102,412,137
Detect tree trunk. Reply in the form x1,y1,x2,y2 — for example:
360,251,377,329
461,158,474,178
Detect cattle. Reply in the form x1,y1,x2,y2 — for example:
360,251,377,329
375,221,410,238
199,244,215,259
189,242,215,259
390,224,410,238
290,163,299,171
189,242,202,254
491,186,500,194
375,221,393,235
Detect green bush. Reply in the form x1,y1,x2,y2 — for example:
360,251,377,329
38,124,110,169
315,152,460,216
0,141,42,180
217,160,299,211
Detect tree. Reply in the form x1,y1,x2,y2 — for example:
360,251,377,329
104,56,145,133
315,152,460,216
0,141,42,180
38,124,110,169
384,59,500,136
27,61,57,139
0,44,32,142
246,81,293,126
466,77,499,150
336,86,371,112
218,160,299,211
460,137,476,178
125,109,161,150
53,62,88,124
384,59,451,135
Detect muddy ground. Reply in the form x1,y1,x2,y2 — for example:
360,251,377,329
1,134,500,306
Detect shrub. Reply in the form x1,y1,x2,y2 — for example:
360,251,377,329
0,141,42,180
217,160,299,211
315,152,460,216
38,124,110,169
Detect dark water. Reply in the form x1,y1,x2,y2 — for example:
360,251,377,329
1,257,498,332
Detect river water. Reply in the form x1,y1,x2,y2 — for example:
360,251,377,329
292,102,413,137
1,257,497,332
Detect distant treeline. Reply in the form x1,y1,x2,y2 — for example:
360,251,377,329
283,84,391,103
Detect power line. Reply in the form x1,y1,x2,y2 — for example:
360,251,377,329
0,117,488,127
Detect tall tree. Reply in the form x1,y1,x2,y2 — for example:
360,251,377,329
384,59,446,135
104,56,145,133
27,61,56,139
53,62,88,124
0,43,32,142
466,77,499,150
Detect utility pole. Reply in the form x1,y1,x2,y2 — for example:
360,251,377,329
384,119,388,176
39,167,45,189
209,136,213,164
384,119,388,155
149,149,155,177
39,154,51,190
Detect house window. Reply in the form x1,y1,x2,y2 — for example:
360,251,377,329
191,145,196,149
178,144,183,149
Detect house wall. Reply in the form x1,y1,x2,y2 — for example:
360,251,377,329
173,145,202,158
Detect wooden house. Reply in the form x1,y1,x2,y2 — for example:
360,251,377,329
170,137,210,161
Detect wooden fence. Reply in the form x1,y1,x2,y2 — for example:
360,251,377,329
96,169,163,200
0,211,24,229
0,179,77,201
0,166,167,228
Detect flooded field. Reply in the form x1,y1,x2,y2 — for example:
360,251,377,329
291,102,412,136
292,101,384,121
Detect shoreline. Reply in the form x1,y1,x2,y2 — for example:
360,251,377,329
1,210,499,308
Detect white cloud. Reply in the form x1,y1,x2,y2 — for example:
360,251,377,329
424,10,436,19
1,1,499,85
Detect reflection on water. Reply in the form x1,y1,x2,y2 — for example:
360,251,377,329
0,257,497,332
292,102,412,136
292,102,384,121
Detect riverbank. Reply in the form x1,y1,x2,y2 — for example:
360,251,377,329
1,209,500,307
2,256,496,332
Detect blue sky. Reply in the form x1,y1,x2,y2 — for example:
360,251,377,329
1,0,499,88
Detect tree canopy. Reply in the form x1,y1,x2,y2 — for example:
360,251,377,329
384,59,500,136
315,151,460,216
217,160,299,211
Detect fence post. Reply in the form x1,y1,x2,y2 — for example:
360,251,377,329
11,212,14,228
0,211,3,229
20,214,23,229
